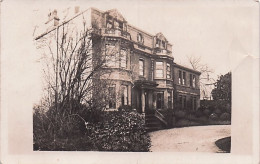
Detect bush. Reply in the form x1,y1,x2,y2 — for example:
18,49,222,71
33,106,150,151
86,110,150,151
209,113,219,120
175,110,186,118
220,112,231,121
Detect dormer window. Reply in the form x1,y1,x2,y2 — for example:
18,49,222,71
106,21,113,28
137,33,144,44
162,41,166,49
118,21,123,29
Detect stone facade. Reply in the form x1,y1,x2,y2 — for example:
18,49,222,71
36,7,201,126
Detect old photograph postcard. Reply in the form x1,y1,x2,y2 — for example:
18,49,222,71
0,0,259,164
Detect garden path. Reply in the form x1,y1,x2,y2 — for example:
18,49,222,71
149,125,231,152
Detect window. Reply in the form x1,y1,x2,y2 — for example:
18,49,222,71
179,71,182,84
162,41,166,49
192,75,196,88
155,61,164,78
190,74,192,87
121,85,128,106
178,95,182,109
190,74,196,87
108,85,116,108
156,39,160,47
183,72,186,85
105,44,116,67
166,63,171,79
168,91,172,109
118,21,123,29
106,21,113,28
193,97,197,110
157,92,164,109
120,49,127,68
137,33,144,44
183,96,187,109
139,59,144,76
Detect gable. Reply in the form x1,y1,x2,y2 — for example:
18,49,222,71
106,9,126,22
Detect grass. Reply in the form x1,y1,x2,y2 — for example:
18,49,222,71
215,136,231,153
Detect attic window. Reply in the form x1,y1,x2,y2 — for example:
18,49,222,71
137,33,144,44
118,22,123,29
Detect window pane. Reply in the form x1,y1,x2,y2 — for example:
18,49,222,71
139,59,144,76
156,62,164,78
120,49,127,68
108,85,116,108
167,63,171,79
105,44,116,67
179,71,182,84
157,92,164,109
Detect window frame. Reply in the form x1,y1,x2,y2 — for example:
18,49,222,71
155,61,164,78
166,63,171,79
139,59,144,76
157,91,164,109
120,49,127,69
108,84,116,109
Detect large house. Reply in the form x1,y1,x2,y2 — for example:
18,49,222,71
35,7,201,129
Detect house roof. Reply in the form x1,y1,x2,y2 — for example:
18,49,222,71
174,63,201,75
105,9,127,22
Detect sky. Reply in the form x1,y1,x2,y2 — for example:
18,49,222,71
1,0,258,104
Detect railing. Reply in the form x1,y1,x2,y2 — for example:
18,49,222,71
154,49,172,57
154,109,168,126
101,28,131,40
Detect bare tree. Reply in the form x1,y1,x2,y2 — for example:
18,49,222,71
35,17,118,118
187,55,216,100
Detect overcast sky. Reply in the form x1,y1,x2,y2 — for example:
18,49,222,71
2,0,258,104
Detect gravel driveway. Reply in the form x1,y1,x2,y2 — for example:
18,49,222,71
149,125,231,152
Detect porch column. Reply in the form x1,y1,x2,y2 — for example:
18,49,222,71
141,89,145,113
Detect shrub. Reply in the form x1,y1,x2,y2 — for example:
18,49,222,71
203,108,211,116
86,110,150,151
175,110,186,118
33,106,150,151
209,113,219,120
220,112,231,121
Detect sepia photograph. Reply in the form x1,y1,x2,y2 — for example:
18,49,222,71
0,0,259,163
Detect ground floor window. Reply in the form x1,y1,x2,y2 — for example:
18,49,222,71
121,85,128,106
178,95,187,110
157,92,164,109
168,91,172,109
192,97,197,110
108,85,116,108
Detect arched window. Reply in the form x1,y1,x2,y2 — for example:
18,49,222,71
137,33,144,44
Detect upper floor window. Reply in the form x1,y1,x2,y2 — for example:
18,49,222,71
162,41,166,49
192,75,196,87
183,72,186,85
105,44,116,67
137,33,144,44
166,63,171,79
120,49,127,68
118,21,123,29
139,59,144,76
156,39,160,47
155,61,164,78
179,70,182,84
106,20,113,28
189,74,196,87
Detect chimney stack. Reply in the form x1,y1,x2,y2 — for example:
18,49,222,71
74,6,80,14
46,9,60,26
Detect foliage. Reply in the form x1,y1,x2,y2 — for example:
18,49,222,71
33,106,150,151
211,72,231,102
